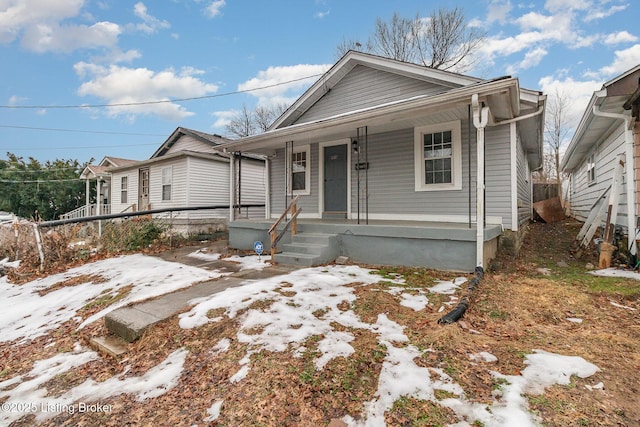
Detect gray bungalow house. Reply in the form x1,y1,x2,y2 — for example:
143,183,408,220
223,51,546,272
561,64,640,259
85,127,266,235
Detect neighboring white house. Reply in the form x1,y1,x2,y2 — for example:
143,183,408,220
221,51,546,271
104,127,266,234
561,64,640,259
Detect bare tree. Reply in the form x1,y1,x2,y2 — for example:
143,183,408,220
226,103,290,137
225,104,255,138
335,7,484,72
545,88,570,196
413,7,485,72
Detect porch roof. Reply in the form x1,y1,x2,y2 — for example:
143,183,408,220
222,76,544,169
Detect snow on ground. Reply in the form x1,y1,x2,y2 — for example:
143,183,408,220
181,265,600,426
428,277,468,294
0,254,225,343
224,254,270,271
0,346,186,424
187,248,221,262
590,267,640,280
1,257,21,269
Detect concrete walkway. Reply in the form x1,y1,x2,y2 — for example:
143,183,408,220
92,242,294,355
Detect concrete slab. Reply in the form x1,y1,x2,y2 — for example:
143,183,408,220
90,335,129,357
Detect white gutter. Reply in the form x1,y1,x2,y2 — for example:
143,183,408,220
592,97,637,256
472,94,489,268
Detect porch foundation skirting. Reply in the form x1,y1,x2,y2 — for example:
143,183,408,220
228,219,502,272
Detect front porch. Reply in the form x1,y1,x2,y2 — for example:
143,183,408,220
229,218,502,272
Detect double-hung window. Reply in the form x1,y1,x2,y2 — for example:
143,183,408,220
587,152,596,185
290,145,310,195
414,120,462,191
120,176,128,204
162,166,172,201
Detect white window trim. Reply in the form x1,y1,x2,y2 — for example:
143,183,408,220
586,151,597,186
289,144,311,196
120,176,128,204
162,166,172,201
414,120,462,191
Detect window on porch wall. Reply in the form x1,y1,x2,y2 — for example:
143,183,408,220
289,145,310,195
120,176,128,204
414,120,462,191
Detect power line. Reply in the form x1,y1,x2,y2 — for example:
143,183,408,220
1,142,158,150
0,73,323,110
0,167,80,174
0,178,82,183
0,124,166,137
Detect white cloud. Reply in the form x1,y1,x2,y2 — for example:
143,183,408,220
204,0,225,18
315,9,330,19
237,63,331,107
538,75,602,131
590,44,640,79
132,2,170,34
74,62,219,121
211,109,237,128
604,31,639,45
506,46,548,74
7,95,27,106
487,0,513,24
583,4,628,22
0,0,84,44
20,21,121,53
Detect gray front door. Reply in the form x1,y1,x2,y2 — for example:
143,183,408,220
324,144,348,218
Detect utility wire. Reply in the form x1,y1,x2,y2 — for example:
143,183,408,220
0,124,166,137
0,178,82,183
0,73,323,110
2,142,159,150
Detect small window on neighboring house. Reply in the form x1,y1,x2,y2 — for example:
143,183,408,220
414,121,462,191
290,146,310,195
162,167,172,201
120,176,128,204
587,153,596,184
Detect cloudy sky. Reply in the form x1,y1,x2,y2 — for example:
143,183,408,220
1,0,638,163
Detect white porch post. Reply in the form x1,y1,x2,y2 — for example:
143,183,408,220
265,157,271,219
96,179,102,236
472,94,490,268
85,179,90,217
229,154,235,222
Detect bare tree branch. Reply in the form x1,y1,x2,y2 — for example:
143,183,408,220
225,104,255,138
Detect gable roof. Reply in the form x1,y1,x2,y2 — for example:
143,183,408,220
271,50,484,130
151,127,231,158
561,63,640,172
80,156,138,180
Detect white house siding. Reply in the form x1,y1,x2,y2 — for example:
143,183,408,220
186,157,230,219
110,169,138,214
569,124,628,227
165,135,218,155
149,158,188,216
516,133,532,226
294,65,448,125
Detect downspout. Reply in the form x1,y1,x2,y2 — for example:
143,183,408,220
472,94,489,267
592,95,637,258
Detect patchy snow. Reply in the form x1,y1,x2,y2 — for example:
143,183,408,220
211,338,231,355
0,257,21,269
609,301,637,311
428,277,468,294
470,351,498,363
566,317,583,323
399,292,429,311
0,346,187,424
0,254,224,343
225,254,270,270
205,400,224,421
590,267,640,280
585,382,605,391
187,248,221,262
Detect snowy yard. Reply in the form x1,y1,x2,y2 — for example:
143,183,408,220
1,239,629,426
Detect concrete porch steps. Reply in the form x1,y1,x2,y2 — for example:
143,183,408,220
274,232,339,267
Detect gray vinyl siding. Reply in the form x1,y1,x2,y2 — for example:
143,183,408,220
270,144,319,215
516,133,532,225
485,125,513,229
186,157,230,219
294,65,448,125
569,124,627,228
238,158,266,219
165,135,218,155
268,106,516,228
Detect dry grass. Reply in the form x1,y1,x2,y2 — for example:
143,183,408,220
3,219,639,426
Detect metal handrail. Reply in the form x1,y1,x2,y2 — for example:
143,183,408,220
269,195,300,259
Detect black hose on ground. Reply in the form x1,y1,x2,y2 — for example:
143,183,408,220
437,266,484,325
